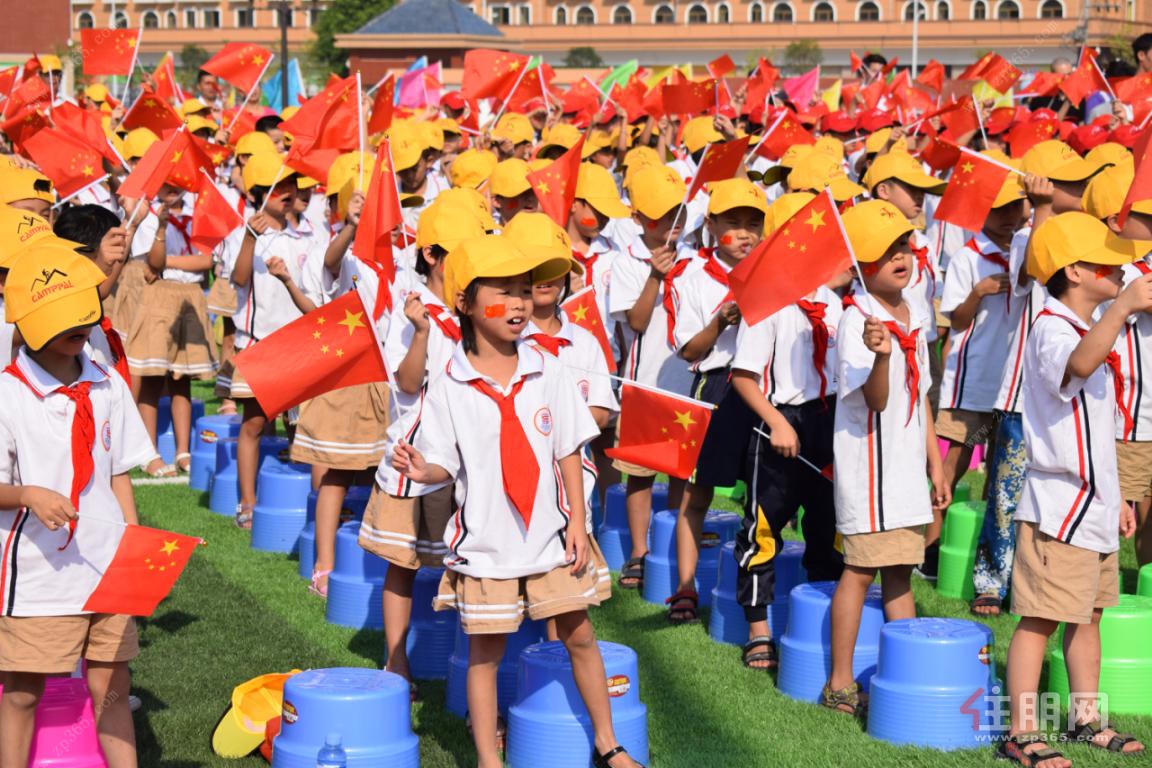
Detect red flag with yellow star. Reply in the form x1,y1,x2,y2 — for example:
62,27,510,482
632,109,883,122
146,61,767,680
234,289,388,417
352,138,402,317
728,190,853,325
21,127,105,199
202,42,273,93
118,129,212,200
282,75,359,184
150,52,184,104
52,101,122,165
687,135,750,201
754,110,815,161
120,86,185,137
461,49,531,101
82,524,201,616
934,148,1014,232
367,75,395,135
561,286,614,371
80,29,140,76
528,136,583,227
2,107,50,148
605,382,713,479
663,79,716,115
191,172,244,255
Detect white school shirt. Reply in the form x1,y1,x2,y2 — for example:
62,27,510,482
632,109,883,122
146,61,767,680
904,228,942,343
130,211,201,284
1016,296,1121,554
673,249,739,374
923,215,973,274
732,285,842,406
833,297,934,535
233,222,319,349
0,349,154,616
993,228,1045,415
416,343,600,578
1114,258,1152,441
938,232,1015,412
572,234,618,349
0,299,14,369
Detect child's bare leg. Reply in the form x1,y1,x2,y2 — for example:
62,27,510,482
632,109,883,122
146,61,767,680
136,376,164,446
1065,609,1144,753
624,474,654,563
879,565,915,621
0,671,45,768
313,470,351,587
467,633,506,768
169,375,193,464
673,482,713,597
667,477,686,512
1005,616,1071,766
927,439,972,547
828,565,875,693
237,399,266,511
383,565,417,681
86,661,136,768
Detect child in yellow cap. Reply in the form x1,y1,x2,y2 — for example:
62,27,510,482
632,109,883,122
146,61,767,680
490,158,539,225
392,235,645,768
0,241,154,768
1000,212,1151,764
824,200,950,717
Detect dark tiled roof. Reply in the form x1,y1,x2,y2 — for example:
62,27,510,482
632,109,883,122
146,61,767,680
355,0,505,37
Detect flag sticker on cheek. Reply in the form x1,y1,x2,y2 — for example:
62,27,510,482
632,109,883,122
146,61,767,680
1094,265,1115,280
578,217,598,228
719,234,734,246
861,263,880,277
646,220,658,231
484,303,507,318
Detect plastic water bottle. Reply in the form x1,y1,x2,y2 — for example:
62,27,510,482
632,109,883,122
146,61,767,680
316,732,346,768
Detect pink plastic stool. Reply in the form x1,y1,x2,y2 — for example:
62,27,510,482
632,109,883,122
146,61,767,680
0,678,109,767
938,439,985,471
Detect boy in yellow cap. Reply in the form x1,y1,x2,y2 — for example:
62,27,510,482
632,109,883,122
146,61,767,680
0,164,54,221
1000,212,1150,764
0,241,154,768
824,200,949,717
490,158,539,224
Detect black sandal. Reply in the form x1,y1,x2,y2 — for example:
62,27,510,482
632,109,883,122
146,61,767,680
998,732,1067,766
970,594,1003,616
465,712,507,753
742,636,778,670
593,745,645,768
1067,719,1145,754
618,557,645,590
820,682,867,718
665,589,699,624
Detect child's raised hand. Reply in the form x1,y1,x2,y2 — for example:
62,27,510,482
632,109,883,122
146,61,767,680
265,256,291,283
976,273,1011,297
1121,503,1137,539
21,486,76,531
565,522,590,574
97,226,129,268
404,291,429,333
648,245,677,278
717,300,742,328
1117,271,1152,316
248,212,272,235
862,316,892,355
1024,174,1055,207
392,439,429,482
346,191,365,225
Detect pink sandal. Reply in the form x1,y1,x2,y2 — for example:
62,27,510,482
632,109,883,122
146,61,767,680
309,569,332,598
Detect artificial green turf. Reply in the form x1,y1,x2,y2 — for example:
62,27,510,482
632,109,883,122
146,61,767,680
130,394,1150,766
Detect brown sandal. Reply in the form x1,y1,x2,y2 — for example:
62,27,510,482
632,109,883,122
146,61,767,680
821,682,867,718
1067,719,1145,754
665,589,699,624
998,732,1067,766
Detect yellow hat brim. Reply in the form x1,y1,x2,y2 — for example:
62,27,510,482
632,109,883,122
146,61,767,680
16,289,103,352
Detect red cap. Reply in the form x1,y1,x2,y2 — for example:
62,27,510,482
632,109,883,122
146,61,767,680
1110,123,1141,148
795,102,829,125
1091,113,1114,128
984,107,1015,136
822,110,858,133
1030,108,1058,122
858,108,895,132
1069,123,1110,154
441,91,465,111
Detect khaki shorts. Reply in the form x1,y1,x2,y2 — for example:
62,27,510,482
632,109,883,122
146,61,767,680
842,525,926,568
0,614,138,674
1010,521,1119,624
126,280,218,380
1116,440,1152,501
610,419,656,478
935,408,997,446
433,562,603,634
291,383,391,471
358,483,454,569
589,536,612,602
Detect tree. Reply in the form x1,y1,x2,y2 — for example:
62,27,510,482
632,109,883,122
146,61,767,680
783,40,823,74
564,47,604,68
311,0,396,74
178,44,211,83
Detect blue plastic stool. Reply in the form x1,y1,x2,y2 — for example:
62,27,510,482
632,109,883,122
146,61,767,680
778,581,885,702
271,668,418,768
189,414,241,492
768,541,808,639
258,436,291,469
507,641,648,768
868,618,1002,749
446,619,547,717
208,438,240,516
708,540,807,646
403,567,458,680
589,491,603,533
251,461,312,554
597,483,667,572
299,485,371,579
326,521,387,629
155,396,205,466
642,509,740,608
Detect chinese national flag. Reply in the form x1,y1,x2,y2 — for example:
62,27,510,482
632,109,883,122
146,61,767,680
857,80,884,111
528,137,583,227
224,107,258,142
202,42,273,93
614,77,648,123
3,108,50,149
918,135,961,171
282,75,359,184
882,57,901,76
563,78,601,115
850,51,864,73
977,55,1022,93
234,289,388,416
505,66,551,115
1020,71,1065,97
3,75,49,119
352,139,401,315
118,129,209,200
1059,56,1110,107
933,149,1013,232
1115,73,1152,105
120,87,185,137
0,66,17,99
52,101,121,165
754,111,814,161
1007,119,1058,158
938,97,981,142
744,58,780,112
81,525,201,616
80,29,140,76
688,135,750,200
707,54,737,80
916,59,945,94
191,174,244,255
367,75,395,135
1119,124,1152,227
663,80,716,115
561,286,614,371
195,134,233,168
728,191,853,325
605,382,713,479
461,49,531,101
957,52,996,81
22,127,104,199
150,52,184,104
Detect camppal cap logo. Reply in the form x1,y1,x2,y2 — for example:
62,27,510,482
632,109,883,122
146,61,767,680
15,214,47,242
30,267,73,302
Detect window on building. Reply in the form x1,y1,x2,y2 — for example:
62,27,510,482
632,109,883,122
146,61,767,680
277,7,294,26
113,11,129,28
1040,0,1062,17
519,5,531,24
687,3,708,22
904,1,927,19
237,7,256,27
204,9,221,27
859,1,880,20
185,9,197,28
717,3,730,21
936,1,950,18
997,0,1019,17
750,2,764,21
654,4,674,22
166,11,177,27
77,11,94,29
813,1,834,20
614,5,633,23
555,6,567,23
576,5,594,22
310,7,322,26
773,2,793,21
142,10,159,28
973,0,987,18
491,5,511,24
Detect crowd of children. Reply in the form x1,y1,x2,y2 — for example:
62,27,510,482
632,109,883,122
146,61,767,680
2,36,1152,767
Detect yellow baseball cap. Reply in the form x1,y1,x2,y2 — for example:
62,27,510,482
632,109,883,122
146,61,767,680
490,158,532,198
388,121,424,172
621,146,663,191
814,135,846,161
576,163,629,219
39,55,62,73
527,157,552,173
85,83,109,103
788,152,865,202
1082,160,1150,220
185,115,218,135
707,178,768,216
433,187,497,230
327,151,370,197
1027,211,1148,283
210,671,299,759
439,118,462,137
235,131,279,157
416,199,488,251
181,98,212,118
5,241,106,350
991,171,1027,208
280,105,300,121
242,152,290,191
841,199,915,263
862,151,946,194
629,165,686,220
0,165,54,205
297,175,318,190
1022,140,1105,182
682,116,722,154
581,129,614,159
539,123,582,155
0,209,58,269
442,234,573,306
450,148,499,189
865,129,908,155
1085,142,1130,168
502,212,583,278
491,112,534,146
123,127,160,161
419,121,445,152
764,192,816,236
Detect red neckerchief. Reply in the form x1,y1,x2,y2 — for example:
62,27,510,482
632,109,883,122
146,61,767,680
466,377,539,528
1134,261,1151,276
3,363,94,550
98,317,131,382
843,294,921,425
965,237,1010,312
1037,307,1134,440
527,332,571,357
795,299,830,402
573,248,597,288
911,242,935,291
426,304,462,343
660,258,693,348
167,214,193,254
701,250,736,312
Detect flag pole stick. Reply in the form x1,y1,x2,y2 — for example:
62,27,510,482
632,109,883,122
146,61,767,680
753,427,831,482
356,70,366,192
119,25,143,105
1090,56,1117,101
745,109,786,165
826,187,874,307
974,96,988,146
490,62,530,127
224,55,274,135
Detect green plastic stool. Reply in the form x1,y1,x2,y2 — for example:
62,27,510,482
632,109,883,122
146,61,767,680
1139,564,1152,598
1047,594,1152,715
936,500,986,600
953,479,972,504
715,480,747,504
